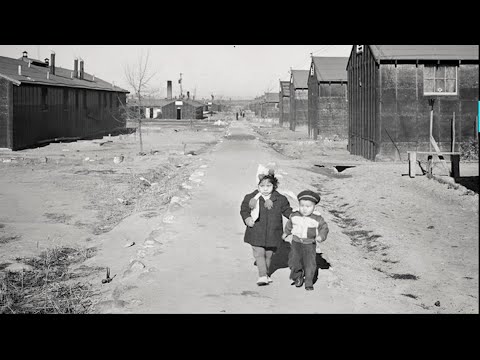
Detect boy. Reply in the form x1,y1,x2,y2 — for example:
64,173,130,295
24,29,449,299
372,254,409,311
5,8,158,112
282,190,329,291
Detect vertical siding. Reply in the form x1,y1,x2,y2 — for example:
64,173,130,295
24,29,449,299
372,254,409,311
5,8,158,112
317,82,348,140
11,84,127,150
376,62,478,159
307,74,318,139
347,45,378,160
0,78,13,148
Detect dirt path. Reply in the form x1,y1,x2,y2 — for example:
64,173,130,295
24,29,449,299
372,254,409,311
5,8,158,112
89,120,474,313
4,115,475,313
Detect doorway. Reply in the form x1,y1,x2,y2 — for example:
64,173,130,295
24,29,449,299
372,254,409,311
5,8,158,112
177,108,181,120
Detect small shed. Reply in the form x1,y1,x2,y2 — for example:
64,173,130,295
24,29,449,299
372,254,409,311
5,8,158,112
347,45,479,161
308,56,349,139
279,80,290,127
161,98,204,120
261,92,279,119
289,70,309,130
0,52,129,150
127,98,172,119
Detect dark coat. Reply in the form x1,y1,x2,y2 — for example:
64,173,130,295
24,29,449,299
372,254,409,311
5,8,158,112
240,190,293,248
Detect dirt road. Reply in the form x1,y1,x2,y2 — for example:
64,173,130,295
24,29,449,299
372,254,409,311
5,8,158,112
1,116,477,313
85,120,478,313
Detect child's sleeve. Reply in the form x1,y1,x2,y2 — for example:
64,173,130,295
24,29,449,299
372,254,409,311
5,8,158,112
283,215,293,236
316,216,329,242
281,196,293,219
240,194,253,222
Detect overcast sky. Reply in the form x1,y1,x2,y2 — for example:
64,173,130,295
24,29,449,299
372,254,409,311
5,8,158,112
0,45,352,99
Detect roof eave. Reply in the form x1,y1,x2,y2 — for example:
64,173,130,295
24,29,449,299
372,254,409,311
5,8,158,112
0,73,21,86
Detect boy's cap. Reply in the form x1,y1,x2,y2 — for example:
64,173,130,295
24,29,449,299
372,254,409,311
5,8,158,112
297,190,320,204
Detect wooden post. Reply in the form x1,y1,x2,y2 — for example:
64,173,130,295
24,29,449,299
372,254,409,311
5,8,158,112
408,151,416,178
426,155,433,178
476,115,479,142
429,107,433,153
428,99,435,153
452,112,455,152
451,154,460,178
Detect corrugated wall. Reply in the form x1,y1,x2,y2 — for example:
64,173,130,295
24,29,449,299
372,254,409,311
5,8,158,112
279,96,290,126
11,84,126,150
308,75,318,138
0,78,12,148
317,82,348,140
377,62,479,160
347,46,378,160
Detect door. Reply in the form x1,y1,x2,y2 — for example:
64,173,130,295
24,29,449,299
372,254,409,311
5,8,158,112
149,108,153,118
177,108,181,120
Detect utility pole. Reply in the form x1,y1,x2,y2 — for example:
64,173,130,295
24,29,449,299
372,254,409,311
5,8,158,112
179,73,183,98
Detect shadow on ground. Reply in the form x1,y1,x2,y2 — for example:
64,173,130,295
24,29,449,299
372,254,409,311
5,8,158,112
454,176,479,193
268,241,331,283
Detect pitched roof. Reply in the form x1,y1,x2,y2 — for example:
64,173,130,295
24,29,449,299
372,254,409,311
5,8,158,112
184,99,205,108
264,92,279,103
368,45,479,61
280,81,290,97
290,70,309,89
127,98,173,107
0,55,129,93
312,57,348,82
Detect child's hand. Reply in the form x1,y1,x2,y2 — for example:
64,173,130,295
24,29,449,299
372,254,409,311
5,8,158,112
248,198,258,210
245,217,255,227
281,233,287,240
315,235,324,243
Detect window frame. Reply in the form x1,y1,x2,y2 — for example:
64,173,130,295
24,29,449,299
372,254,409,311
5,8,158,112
423,64,458,96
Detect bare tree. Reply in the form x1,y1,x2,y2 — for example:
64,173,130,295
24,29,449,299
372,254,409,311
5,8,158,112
124,50,156,154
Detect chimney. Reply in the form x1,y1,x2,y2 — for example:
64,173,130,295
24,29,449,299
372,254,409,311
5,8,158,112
22,51,28,58
167,80,172,99
45,58,49,66
18,65,22,76
74,59,78,78
187,91,190,99
79,60,84,80
50,52,55,75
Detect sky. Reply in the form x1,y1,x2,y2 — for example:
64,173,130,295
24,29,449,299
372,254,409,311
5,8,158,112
0,45,352,99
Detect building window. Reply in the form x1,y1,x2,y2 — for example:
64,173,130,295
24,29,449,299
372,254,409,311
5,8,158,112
310,65,314,76
41,87,48,111
424,65,457,95
63,88,68,111
356,45,364,54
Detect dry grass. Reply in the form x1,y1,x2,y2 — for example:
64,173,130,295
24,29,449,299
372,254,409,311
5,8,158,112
0,246,101,314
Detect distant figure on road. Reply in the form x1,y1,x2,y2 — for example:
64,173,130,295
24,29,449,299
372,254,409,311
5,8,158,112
282,190,329,291
242,111,245,118
236,112,239,120
240,170,293,286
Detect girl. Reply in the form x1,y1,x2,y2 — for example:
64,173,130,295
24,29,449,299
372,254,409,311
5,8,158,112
240,172,292,286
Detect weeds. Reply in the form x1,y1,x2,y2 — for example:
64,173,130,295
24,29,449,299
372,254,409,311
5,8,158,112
0,246,100,314
459,138,478,161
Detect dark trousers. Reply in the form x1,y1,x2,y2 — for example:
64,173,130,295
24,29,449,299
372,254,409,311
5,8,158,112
288,241,316,287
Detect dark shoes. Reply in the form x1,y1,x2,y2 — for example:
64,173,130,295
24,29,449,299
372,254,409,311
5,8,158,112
305,286,314,291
